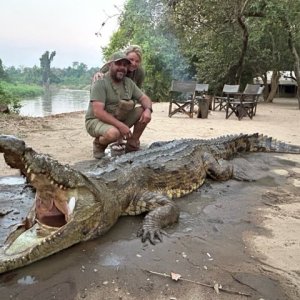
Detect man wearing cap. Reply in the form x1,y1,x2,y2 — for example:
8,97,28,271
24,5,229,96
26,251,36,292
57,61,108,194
85,51,153,159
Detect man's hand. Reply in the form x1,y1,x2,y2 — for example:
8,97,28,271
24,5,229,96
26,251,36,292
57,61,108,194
117,122,132,140
92,72,104,83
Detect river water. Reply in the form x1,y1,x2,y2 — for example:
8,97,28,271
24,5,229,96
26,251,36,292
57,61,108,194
19,89,90,117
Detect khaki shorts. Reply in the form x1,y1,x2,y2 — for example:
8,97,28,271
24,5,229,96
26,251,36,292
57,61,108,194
85,106,142,137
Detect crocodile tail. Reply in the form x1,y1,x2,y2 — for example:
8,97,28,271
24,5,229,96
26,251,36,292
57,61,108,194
248,133,300,153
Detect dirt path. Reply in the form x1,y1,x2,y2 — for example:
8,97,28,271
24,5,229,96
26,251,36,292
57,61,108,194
0,98,300,299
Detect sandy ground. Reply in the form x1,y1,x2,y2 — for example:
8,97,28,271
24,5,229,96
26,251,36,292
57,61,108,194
1,99,299,176
0,98,300,299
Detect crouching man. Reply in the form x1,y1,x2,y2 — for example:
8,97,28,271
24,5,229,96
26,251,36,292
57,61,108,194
85,51,153,159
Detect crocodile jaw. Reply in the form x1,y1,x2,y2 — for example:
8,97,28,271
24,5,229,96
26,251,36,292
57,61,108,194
0,135,107,274
0,169,104,274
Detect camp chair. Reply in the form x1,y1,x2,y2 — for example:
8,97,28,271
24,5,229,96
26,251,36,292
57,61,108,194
168,80,197,118
213,84,240,111
225,84,261,120
253,86,265,116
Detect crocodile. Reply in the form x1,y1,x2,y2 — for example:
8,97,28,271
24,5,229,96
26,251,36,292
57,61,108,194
0,133,300,274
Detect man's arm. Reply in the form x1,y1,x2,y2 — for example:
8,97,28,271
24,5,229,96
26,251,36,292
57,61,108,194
139,94,153,112
138,94,152,124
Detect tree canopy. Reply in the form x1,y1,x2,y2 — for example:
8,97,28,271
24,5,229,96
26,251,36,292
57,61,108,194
101,0,300,106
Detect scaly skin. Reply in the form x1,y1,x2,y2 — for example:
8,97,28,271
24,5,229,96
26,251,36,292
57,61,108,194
0,133,299,274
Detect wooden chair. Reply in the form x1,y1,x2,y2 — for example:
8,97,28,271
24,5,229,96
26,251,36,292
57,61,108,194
253,86,265,116
225,84,261,120
168,80,197,118
213,84,240,111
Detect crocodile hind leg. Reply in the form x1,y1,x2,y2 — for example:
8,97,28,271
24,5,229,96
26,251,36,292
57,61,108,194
202,152,234,181
122,191,179,244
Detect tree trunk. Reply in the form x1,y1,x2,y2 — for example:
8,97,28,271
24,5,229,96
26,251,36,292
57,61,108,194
266,70,280,103
40,51,56,88
222,1,250,85
235,15,249,84
291,47,300,109
261,72,268,101
284,17,300,109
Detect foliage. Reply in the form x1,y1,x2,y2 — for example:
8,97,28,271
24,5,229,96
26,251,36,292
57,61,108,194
0,82,21,113
0,59,8,81
102,0,193,101
100,0,299,102
167,0,300,98
4,62,99,90
0,63,21,112
1,81,43,98
5,66,42,85
265,0,300,107
51,63,99,89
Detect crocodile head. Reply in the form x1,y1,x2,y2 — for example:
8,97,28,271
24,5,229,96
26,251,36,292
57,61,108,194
0,135,111,274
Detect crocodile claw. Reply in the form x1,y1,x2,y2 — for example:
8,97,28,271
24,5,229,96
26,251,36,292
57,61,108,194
137,227,168,245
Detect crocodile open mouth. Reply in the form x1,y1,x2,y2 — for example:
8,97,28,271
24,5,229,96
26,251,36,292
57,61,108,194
0,135,104,273
2,166,79,256
30,172,76,227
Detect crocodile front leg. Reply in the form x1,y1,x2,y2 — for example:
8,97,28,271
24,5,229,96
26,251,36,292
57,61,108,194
122,191,179,244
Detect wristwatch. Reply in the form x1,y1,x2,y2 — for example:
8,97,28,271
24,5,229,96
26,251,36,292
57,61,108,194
145,107,153,113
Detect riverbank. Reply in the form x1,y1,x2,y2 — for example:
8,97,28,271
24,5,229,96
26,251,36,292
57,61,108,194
0,98,300,299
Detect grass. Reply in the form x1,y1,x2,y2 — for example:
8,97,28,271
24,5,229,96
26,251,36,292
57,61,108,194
0,81,43,98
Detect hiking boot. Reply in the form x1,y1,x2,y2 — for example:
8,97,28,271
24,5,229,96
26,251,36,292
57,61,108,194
93,139,107,159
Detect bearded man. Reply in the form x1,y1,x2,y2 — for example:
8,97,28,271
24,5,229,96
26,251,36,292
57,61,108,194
85,52,153,159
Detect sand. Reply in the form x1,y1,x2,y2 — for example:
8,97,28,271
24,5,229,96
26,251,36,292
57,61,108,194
0,98,300,298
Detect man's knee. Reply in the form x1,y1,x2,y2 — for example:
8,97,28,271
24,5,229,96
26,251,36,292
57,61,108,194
103,127,121,141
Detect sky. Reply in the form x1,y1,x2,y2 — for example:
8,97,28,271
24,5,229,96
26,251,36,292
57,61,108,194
0,0,126,69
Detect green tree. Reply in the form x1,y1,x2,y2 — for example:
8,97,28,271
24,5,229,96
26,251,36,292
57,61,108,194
0,59,8,80
100,0,299,105
102,0,192,101
168,0,300,104
267,0,300,108
167,1,272,90
0,58,12,112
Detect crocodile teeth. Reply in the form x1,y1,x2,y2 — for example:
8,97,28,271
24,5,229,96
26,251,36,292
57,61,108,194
68,197,76,214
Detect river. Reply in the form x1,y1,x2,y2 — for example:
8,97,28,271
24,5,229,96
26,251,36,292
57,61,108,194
19,89,90,117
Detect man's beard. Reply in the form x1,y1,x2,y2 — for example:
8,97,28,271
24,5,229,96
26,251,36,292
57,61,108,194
113,71,125,82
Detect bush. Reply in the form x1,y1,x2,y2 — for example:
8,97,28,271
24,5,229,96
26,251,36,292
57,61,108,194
1,81,43,98
0,81,43,113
